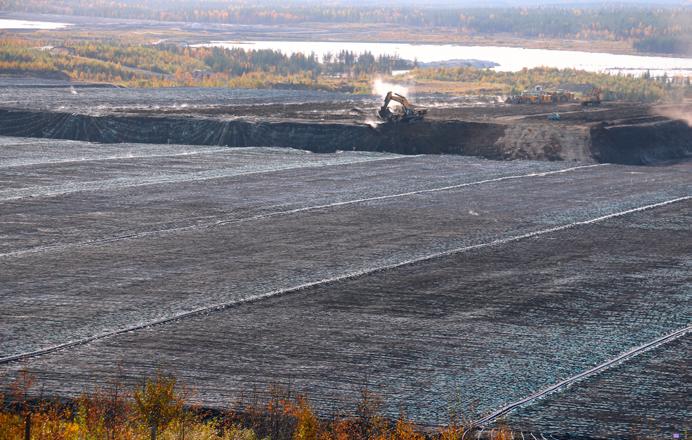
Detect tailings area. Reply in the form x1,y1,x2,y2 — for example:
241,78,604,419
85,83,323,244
1,135,690,438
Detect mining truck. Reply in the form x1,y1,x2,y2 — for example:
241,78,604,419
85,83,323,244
377,91,427,122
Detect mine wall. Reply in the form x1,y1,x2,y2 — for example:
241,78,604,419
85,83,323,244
0,109,689,164
590,118,692,165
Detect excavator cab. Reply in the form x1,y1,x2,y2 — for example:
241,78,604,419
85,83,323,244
377,91,427,123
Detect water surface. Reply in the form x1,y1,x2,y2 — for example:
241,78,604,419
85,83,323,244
0,19,71,30
200,40,692,77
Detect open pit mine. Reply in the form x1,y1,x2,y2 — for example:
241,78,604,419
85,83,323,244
0,83,690,439
0,87,689,164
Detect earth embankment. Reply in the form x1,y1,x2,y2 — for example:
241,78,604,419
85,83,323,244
0,103,689,164
590,117,692,165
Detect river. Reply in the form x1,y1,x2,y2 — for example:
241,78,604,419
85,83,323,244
0,19,71,30
198,40,692,77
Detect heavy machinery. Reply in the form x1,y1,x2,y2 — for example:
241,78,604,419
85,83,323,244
377,91,427,122
505,86,575,105
581,87,602,106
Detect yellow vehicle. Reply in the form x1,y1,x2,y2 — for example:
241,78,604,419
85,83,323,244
377,91,427,122
581,87,603,106
505,86,575,105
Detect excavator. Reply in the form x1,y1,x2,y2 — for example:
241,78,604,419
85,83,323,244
581,87,603,106
377,91,427,123
505,86,575,105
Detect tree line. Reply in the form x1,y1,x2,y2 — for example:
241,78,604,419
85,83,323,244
413,66,689,102
0,38,411,87
633,36,692,55
2,0,691,54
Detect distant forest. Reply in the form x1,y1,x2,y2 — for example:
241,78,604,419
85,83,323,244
1,37,688,102
0,38,412,90
2,0,691,55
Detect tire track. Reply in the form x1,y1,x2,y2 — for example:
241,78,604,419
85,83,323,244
472,326,691,428
0,153,412,202
0,163,605,259
1,195,687,365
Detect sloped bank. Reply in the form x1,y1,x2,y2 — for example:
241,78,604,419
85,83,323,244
0,108,688,164
0,109,507,157
590,118,692,165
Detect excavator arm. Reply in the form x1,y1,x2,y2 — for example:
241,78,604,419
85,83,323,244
384,92,414,109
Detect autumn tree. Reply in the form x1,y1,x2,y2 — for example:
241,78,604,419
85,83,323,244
132,373,185,440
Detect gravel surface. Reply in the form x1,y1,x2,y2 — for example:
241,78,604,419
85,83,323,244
0,82,661,123
0,86,373,114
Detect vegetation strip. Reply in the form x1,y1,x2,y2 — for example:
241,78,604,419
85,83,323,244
0,163,605,259
0,153,413,202
473,326,692,428
1,37,688,97
1,195,688,365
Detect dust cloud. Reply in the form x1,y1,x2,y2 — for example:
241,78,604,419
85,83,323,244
368,77,413,126
372,77,410,99
654,105,692,127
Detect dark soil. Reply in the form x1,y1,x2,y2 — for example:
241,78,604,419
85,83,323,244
0,100,690,164
0,135,689,438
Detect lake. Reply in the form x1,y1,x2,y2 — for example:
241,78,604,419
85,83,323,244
198,40,692,77
0,19,71,30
